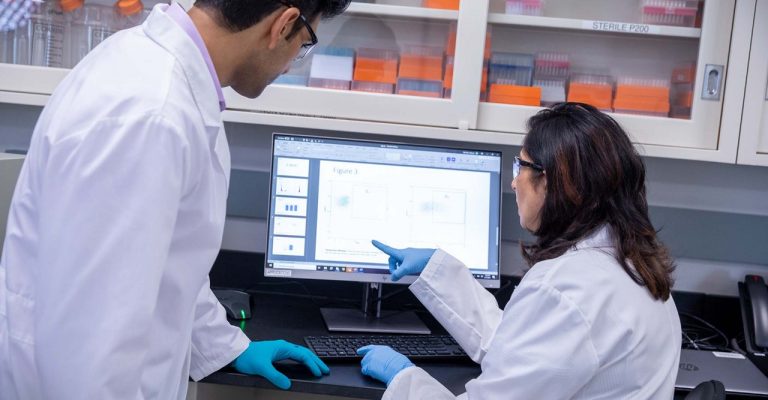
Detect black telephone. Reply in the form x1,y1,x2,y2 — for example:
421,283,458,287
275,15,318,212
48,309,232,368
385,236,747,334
739,274,768,377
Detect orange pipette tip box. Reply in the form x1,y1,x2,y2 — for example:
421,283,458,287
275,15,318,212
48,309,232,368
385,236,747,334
399,55,443,81
567,82,613,110
354,59,398,84
615,84,669,100
488,84,541,106
423,0,459,10
354,48,399,84
613,97,670,113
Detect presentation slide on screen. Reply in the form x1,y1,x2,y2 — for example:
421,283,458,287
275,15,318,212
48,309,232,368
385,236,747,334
275,177,308,197
277,157,310,177
273,216,307,237
314,161,492,269
273,236,306,256
275,197,308,217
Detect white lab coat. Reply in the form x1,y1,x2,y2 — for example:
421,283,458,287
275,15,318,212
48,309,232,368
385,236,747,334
0,6,250,399
385,226,682,399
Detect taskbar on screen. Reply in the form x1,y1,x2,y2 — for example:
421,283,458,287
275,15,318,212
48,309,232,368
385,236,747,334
268,262,498,280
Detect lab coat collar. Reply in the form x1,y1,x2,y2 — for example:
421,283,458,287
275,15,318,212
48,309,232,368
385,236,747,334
142,4,222,129
574,225,614,251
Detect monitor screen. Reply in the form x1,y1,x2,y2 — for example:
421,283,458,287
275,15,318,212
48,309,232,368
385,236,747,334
265,134,502,288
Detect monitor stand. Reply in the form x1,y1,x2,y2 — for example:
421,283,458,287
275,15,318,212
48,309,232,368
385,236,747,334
320,283,431,335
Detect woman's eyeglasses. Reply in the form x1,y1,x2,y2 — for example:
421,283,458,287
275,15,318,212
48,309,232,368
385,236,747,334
513,156,545,179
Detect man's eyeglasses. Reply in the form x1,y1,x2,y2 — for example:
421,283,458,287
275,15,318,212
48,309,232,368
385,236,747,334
513,156,545,180
278,1,318,61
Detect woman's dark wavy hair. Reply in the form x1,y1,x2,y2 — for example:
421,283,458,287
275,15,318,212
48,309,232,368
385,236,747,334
521,102,675,300
195,0,350,34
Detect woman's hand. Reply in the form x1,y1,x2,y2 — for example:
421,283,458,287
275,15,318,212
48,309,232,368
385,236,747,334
371,240,435,281
357,345,414,385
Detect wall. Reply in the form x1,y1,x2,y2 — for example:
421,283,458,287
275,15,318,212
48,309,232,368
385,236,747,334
1,103,767,296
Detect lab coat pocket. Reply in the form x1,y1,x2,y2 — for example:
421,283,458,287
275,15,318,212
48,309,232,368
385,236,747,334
3,290,42,399
6,287,34,345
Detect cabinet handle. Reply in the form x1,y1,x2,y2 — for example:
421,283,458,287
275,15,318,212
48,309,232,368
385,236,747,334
765,73,768,100
701,64,724,101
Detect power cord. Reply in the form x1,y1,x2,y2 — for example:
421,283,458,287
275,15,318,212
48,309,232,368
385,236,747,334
236,281,418,312
237,281,360,308
364,286,412,313
679,311,735,353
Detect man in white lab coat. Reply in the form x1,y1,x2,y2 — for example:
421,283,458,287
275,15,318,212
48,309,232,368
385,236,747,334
0,0,349,398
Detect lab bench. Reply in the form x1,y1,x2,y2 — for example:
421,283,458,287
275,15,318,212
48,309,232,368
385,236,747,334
201,292,476,399
200,250,766,400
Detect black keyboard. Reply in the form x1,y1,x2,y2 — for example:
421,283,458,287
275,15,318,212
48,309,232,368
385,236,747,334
304,334,471,362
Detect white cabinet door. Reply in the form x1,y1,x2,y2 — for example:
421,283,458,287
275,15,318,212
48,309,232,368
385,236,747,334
225,0,487,129
737,0,768,166
474,0,736,159
0,0,170,106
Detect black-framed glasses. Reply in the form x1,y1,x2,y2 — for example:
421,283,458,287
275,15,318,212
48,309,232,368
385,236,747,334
513,156,544,180
278,1,318,61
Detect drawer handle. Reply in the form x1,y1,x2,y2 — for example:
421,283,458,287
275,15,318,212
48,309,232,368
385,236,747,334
701,64,724,101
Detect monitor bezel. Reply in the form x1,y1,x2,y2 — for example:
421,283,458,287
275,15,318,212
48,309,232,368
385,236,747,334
264,133,503,289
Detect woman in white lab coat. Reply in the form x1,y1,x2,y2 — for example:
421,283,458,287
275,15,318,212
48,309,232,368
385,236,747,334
362,102,682,399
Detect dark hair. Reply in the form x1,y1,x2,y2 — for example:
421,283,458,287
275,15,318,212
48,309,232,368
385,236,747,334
521,102,675,300
194,0,350,33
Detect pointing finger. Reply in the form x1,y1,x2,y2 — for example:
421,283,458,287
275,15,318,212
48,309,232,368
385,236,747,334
371,240,403,259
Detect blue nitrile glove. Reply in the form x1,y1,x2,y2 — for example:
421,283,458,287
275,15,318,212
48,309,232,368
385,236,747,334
371,240,435,281
233,340,330,390
0,0,35,31
357,345,414,386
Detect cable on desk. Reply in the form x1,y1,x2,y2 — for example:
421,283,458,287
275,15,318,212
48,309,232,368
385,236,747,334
730,338,747,356
364,286,411,314
682,331,700,350
226,281,361,308
679,311,735,353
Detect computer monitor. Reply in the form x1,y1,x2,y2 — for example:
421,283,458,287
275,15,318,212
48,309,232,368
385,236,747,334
266,134,502,333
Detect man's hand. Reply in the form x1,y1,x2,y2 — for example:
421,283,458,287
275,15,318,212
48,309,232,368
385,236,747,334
233,340,330,390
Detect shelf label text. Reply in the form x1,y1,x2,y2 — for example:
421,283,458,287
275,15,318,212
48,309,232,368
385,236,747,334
584,20,659,35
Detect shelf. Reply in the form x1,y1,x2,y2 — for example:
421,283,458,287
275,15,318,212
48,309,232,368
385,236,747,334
345,2,458,21
487,13,702,39
0,91,49,107
224,85,464,129
476,101,719,149
0,64,68,96
222,108,524,146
